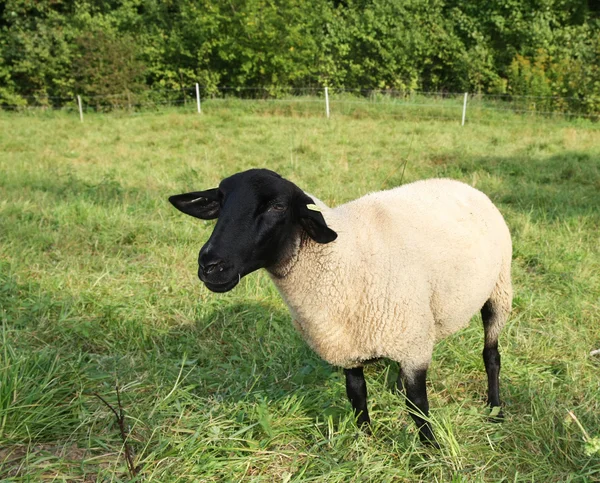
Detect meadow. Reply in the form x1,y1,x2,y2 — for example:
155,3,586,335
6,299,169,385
0,102,599,481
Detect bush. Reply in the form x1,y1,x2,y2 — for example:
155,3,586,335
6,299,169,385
73,29,145,110
0,0,598,116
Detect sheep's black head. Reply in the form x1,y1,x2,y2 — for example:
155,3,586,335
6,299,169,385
169,169,337,292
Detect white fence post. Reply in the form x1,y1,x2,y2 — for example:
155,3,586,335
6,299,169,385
461,92,468,126
196,83,202,114
77,95,83,122
325,87,330,119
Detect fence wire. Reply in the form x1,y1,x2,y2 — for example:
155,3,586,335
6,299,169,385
1,86,598,123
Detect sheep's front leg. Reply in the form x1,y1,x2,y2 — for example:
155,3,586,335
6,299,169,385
401,367,439,447
344,367,371,431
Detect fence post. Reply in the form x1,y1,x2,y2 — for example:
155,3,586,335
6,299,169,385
77,95,83,122
196,83,202,114
461,92,468,126
325,87,330,119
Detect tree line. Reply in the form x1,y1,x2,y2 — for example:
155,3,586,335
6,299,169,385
1,0,598,114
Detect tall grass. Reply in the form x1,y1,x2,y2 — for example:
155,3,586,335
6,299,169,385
0,107,599,481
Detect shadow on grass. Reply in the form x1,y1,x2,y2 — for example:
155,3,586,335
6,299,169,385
160,300,350,419
0,264,346,428
0,170,145,207
411,150,600,222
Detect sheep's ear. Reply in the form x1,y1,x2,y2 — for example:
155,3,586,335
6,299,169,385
169,189,220,219
295,196,337,244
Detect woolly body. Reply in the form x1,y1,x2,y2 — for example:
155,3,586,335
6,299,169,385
268,179,512,377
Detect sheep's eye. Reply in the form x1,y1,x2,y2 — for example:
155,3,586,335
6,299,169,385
268,202,287,213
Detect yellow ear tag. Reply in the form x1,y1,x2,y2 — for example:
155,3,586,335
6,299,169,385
306,204,322,212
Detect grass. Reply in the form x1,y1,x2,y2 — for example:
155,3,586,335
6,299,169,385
0,102,599,481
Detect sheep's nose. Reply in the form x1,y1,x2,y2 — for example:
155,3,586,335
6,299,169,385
200,259,225,276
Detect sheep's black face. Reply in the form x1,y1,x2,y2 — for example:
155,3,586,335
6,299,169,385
169,169,337,292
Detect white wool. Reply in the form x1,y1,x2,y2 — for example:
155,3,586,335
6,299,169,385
268,179,512,377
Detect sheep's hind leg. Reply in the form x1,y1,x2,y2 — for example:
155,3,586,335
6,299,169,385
400,366,439,448
481,299,505,421
344,367,371,433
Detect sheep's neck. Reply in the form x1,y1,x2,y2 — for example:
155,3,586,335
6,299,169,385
266,229,330,282
266,227,301,275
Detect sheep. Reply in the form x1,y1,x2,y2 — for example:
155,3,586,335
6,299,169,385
169,168,512,446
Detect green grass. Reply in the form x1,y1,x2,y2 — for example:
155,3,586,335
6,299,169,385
0,104,599,481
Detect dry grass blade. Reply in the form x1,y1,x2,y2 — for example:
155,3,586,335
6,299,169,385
94,386,140,478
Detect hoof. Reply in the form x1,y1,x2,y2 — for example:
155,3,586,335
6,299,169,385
419,428,440,449
359,421,372,435
420,435,440,449
488,406,504,423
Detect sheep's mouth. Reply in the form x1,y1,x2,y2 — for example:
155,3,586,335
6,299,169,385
202,277,240,293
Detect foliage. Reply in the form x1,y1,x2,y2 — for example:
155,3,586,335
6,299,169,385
507,31,600,116
320,0,467,91
73,29,146,109
0,0,598,113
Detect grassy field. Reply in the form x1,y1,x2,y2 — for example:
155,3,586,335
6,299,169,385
1,104,599,482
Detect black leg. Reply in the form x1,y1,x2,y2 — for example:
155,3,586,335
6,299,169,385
344,367,371,430
403,368,438,447
482,344,501,407
482,343,503,421
481,301,504,421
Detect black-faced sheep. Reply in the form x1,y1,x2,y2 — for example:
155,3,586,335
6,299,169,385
169,169,512,446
